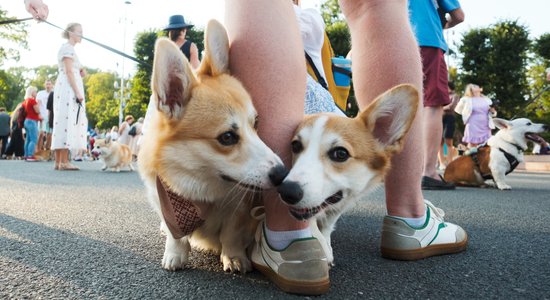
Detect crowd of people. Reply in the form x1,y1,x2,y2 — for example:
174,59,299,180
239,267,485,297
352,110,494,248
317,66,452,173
3,0,546,296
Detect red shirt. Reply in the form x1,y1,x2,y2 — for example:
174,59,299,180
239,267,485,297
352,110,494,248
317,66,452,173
24,98,41,121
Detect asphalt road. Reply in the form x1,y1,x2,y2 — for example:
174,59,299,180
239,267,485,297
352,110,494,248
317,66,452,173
1,159,549,299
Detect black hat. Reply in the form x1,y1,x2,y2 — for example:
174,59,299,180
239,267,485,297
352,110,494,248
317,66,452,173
164,15,194,31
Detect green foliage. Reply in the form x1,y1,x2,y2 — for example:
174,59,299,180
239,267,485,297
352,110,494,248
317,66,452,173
0,8,29,66
85,72,119,129
187,28,205,60
27,65,58,88
533,33,550,61
326,22,350,57
130,30,157,116
458,20,531,119
0,68,25,111
320,0,342,25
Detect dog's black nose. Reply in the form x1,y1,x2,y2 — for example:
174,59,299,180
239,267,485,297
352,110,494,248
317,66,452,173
277,181,303,205
269,164,289,186
544,125,550,131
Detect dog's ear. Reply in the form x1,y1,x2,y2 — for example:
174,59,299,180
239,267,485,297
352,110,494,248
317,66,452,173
196,19,230,77
359,84,419,153
105,136,111,144
492,118,510,130
151,37,196,120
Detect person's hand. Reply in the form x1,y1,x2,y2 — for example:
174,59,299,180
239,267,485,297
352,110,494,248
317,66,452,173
76,94,84,104
25,0,49,21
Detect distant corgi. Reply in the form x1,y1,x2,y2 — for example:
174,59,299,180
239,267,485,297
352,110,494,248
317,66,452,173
138,20,286,273
444,118,549,190
277,85,419,265
91,137,134,172
34,149,52,161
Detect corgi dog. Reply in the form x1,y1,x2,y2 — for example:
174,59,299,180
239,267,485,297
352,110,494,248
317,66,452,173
34,149,52,161
444,118,549,190
91,137,134,172
138,20,286,273
277,84,419,265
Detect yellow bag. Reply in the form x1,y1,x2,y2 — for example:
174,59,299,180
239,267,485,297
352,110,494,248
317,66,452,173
306,32,351,112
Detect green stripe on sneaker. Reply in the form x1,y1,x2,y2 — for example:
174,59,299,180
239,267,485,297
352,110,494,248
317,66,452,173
427,223,447,246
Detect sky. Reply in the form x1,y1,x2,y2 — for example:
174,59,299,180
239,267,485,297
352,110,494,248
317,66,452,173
2,0,549,76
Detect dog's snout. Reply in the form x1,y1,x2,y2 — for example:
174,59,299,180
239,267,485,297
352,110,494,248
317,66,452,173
277,181,303,205
269,164,289,186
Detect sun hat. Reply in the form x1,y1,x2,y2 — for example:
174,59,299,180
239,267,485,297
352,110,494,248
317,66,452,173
164,15,194,31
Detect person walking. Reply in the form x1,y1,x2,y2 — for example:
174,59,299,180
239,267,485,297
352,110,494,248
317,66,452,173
117,115,134,146
36,79,53,151
438,81,461,169
51,22,88,171
454,83,497,148
0,107,11,158
3,103,25,159
408,0,465,190
22,86,41,162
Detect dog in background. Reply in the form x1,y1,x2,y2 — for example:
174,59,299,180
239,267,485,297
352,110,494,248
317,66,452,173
277,84,419,265
138,20,286,273
34,149,53,161
444,118,549,190
91,137,134,172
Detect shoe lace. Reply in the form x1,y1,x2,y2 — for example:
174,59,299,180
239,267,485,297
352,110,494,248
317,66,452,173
424,200,445,221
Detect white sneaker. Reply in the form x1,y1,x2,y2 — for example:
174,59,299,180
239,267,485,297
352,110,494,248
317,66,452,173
249,221,330,295
380,200,468,260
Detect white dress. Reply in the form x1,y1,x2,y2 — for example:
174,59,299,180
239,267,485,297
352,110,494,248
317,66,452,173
52,43,88,151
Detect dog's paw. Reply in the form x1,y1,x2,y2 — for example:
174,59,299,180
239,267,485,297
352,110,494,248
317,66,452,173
220,254,252,273
162,236,191,271
162,251,189,270
497,183,512,190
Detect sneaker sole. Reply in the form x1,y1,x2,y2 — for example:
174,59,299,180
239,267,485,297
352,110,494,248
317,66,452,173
380,234,468,261
252,262,330,295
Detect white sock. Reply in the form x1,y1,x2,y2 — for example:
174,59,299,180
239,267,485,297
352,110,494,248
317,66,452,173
265,225,312,251
391,208,427,228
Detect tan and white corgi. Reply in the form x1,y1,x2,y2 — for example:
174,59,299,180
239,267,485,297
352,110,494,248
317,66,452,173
444,118,549,190
91,137,134,172
277,84,419,265
138,20,286,273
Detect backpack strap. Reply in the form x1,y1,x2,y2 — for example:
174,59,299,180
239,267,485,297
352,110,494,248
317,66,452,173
305,51,328,90
332,65,352,77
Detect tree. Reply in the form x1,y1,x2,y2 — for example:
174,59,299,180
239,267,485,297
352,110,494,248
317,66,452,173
0,68,25,111
85,72,119,129
533,33,550,61
320,0,342,25
458,20,531,119
129,27,205,122
28,65,58,89
0,8,29,66
319,0,350,57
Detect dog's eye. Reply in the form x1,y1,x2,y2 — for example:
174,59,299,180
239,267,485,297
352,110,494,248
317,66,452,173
291,140,303,154
526,122,532,126
217,131,239,146
328,147,350,162
254,116,259,130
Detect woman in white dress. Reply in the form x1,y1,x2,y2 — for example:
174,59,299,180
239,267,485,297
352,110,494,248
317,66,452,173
51,23,88,171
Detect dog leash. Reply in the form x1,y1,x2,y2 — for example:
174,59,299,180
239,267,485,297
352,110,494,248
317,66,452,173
42,20,151,68
2,17,151,68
